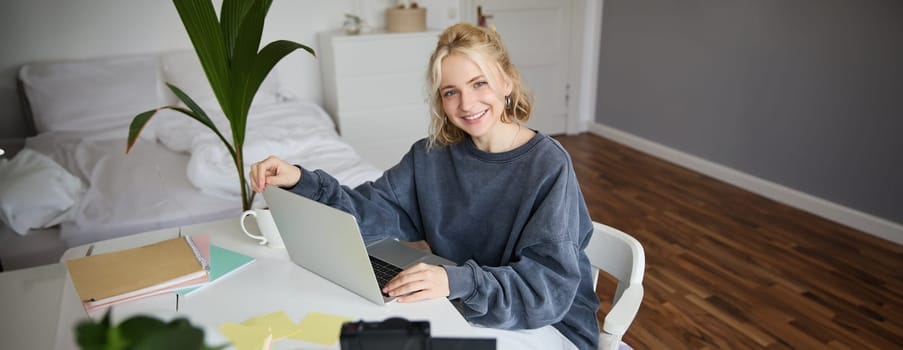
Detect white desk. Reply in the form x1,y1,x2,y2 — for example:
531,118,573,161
60,218,480,349
2,218,569,350
0,263,67,349
0,223,187,350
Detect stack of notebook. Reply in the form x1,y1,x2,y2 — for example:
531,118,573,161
65,236,212,312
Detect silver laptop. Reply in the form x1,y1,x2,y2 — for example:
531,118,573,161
263,186,456,305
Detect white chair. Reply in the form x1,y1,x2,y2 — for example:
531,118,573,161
586,221,646,350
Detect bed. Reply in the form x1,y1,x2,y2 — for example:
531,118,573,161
0,50,383,270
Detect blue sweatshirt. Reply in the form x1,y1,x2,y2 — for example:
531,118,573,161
288,132,600,349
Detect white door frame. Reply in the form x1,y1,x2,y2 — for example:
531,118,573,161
460,0,603,134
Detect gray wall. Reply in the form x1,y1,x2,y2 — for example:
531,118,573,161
595,0,903,225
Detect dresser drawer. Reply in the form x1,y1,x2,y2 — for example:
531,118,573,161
334,72,428,113
331,32,439,77
346,137,426,170
338,105,430,145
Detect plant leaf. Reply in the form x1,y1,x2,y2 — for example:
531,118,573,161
126,81,234,156
226,0,270,146
173,0,232,117
231,39,315,147
105,326,129,350
74,320,108,349
118,316,168,344
131,327,204,350
126,109,159,154
167,317,194,329
167,84,224,135
166,83,240,167
225,0,271,67
73,309,114,349
219,0,255,60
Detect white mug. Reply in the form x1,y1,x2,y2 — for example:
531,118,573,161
240,209,285,248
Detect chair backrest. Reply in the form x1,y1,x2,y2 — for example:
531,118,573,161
586,222,646,310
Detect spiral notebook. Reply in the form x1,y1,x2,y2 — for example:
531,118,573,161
178,244,256,296
65,236,210,312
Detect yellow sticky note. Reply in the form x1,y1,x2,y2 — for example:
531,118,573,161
291,311,353,345
219,322,273,350
241,311,303,340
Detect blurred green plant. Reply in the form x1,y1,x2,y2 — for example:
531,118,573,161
126,0,314,210
75,310,226,350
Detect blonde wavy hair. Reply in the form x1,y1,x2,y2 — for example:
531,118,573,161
426,23,532,148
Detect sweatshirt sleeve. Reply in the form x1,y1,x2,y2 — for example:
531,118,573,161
442,160,590,330
285,150,426,243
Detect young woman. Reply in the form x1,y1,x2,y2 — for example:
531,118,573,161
250,23,599,349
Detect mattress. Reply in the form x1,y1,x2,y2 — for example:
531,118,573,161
18,100,383,249
25,133,239,247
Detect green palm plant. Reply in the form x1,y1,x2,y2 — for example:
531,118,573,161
126,0,314,210
75,310,225,350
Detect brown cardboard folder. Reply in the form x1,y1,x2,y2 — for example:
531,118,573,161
65,236,210,310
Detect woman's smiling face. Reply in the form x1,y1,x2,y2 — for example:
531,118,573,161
438,53,511,141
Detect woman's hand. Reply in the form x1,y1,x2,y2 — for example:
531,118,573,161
383,263,450,303
249,155,302,193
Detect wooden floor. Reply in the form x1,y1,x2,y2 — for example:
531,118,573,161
554,133,903,349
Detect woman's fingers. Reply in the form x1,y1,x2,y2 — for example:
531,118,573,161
383,263,449,303
250,158,273,192
249,155,302,192
249,163,260,192
397,289,436,303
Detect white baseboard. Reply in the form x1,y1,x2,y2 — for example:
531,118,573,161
588,122,903,246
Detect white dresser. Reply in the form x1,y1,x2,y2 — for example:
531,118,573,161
318,30,440,170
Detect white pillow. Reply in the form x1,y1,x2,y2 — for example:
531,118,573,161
0,149,85,235
160,49,282,110
19,54,164,139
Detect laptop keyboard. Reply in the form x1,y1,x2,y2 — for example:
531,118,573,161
369,256,403,289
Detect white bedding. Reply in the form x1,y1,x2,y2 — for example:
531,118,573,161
8,51,382,263
24,100,383,247
155,101,381,200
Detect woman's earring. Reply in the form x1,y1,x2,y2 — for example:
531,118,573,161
505,95,512,110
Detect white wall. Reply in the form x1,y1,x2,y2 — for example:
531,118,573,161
0,0,463,138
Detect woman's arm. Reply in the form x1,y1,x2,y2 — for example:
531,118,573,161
444,162,593,329
285,151,426,243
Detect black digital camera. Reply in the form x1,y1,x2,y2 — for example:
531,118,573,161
340,317,431,350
